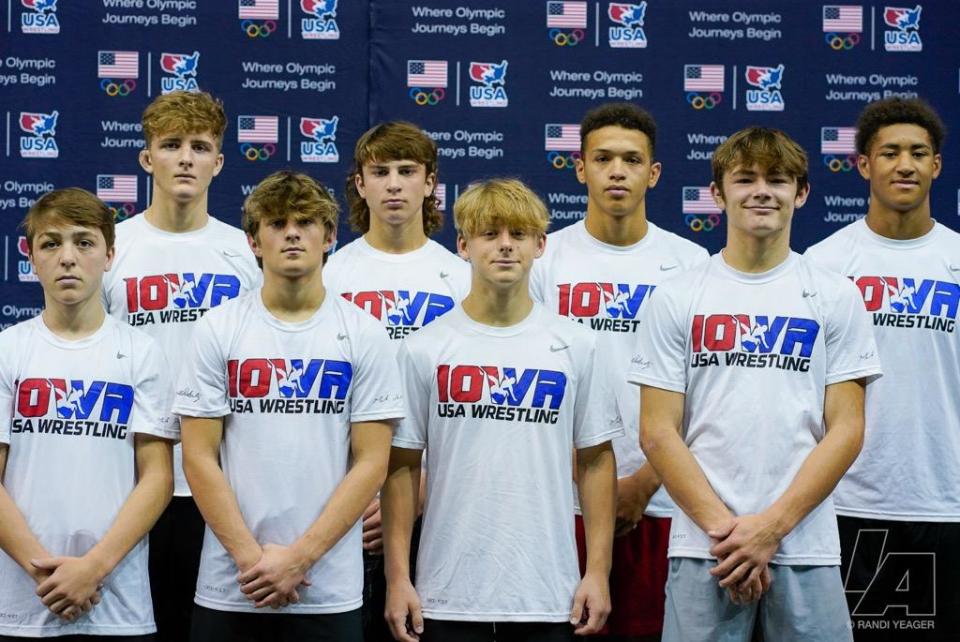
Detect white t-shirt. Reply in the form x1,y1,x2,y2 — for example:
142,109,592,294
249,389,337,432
627,253,882,565
806,218,960,521
530,220,708,517
394,304,624,622
0,315,175,637
324,237,470,341
103,213,262,496
172,290,405,614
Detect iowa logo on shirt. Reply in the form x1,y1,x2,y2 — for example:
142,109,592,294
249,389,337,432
341,290,456,339
556,282,655,333
435,364,566,424
853,276,958,333
690,314,820,373
12,378,133,440
227,357,352,414
124,273,242,326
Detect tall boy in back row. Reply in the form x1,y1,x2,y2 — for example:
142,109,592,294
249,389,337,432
807,97,960,640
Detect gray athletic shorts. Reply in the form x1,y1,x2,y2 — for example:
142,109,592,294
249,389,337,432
662,558,853,642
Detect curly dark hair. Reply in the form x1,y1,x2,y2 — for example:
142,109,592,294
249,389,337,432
856,97,946,155
345,121,442,236
580,102,657,157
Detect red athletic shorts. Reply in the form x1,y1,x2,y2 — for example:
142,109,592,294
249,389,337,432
575,514,670,637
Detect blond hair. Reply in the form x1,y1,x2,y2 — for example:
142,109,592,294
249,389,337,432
142,90,227,148
454,178,549,239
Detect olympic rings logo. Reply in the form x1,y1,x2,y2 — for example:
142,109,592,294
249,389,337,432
684,213,722,232
686,92,723,110
100,78,137,97
546,151,580,170
823,154,858,173
408,87,446,106
240,143,276,161
108,203,137,221
241,19,277,38
548,28,585,47
824,32,860,50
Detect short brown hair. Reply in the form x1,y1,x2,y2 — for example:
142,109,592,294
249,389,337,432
580,102,657,157
711,127,808,196
345,121,441,235
454,178,549,239
142,90,228,149
856,97,946,155
22,188,115,252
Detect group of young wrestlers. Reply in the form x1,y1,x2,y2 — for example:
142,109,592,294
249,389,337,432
0,89,955,642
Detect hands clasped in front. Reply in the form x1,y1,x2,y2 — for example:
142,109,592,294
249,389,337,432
708,512,781,605
238,543,312,609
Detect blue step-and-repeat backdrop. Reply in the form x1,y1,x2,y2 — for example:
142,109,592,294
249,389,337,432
1,0,958,328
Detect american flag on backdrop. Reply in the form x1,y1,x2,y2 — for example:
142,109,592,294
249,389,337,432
238,116,279,143
407,60,447,87
96,175,137,202
545,124,580,151
821,127,857,154
682,187,721,214
434,184,446,211
98,51,138,78
546,1,587,28
823,6,862,32
239,0,279,19
684,65,724,92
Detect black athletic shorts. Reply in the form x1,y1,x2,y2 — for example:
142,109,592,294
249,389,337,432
189,604,362,642
419,619,574,642
148,495,205,642
839,515,960,641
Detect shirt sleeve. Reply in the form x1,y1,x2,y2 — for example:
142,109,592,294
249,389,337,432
626,287,688,393
349,319,405,423
171,314,230,418
824,278,883,385
528,259,545,303
392,341,429,450
572,337,625,449
129,337,179,440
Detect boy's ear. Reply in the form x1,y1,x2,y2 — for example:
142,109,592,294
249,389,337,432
139,149,153,174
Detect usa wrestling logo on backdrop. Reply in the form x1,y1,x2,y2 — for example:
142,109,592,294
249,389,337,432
408,60,447,106
547,1,586,47
823,5,862,50
160,52,200,94
98,51,138,97
745,64,785,112
96,175,138,221
21,0,59,34
300,116,339,163
682,187,722,233
684,64,724,110
301,0,340,39
469,61,508,108
821,127,857,172
884,5,922,52
19,111,59,159
545,124,580,170
608,2,647,48
17,237,38,282
238,116,279,162
238,0,278,39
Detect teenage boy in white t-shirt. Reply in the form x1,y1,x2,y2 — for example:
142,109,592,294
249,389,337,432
0,189,175,640
806,97,960,639
629,128,882,642
173,171,404,642
382,178,620,642
530,102,707,641
325,122,468,641
101,90,260,642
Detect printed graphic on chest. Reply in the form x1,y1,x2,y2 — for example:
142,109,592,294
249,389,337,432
690,314,820,373
556,283,655,332
12,378,133,440
227,358,352,415
853,276,958,333
342,291,455,338
124,273,242,326
435,364,567,424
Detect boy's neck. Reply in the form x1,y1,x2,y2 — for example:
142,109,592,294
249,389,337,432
584,205,649,247
259,270,326,322
865,199,934,240
364,216,428,254
41,296,106,340
722,229,791,274
144,194,209,233
461,279,534,328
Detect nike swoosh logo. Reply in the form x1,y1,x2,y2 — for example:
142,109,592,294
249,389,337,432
337,333,347,340
116,352,127,359
550,344,569,352
950,265,960,272
802,290,817,298
222,249,242,258
439,272,450,279
659,264,677,271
